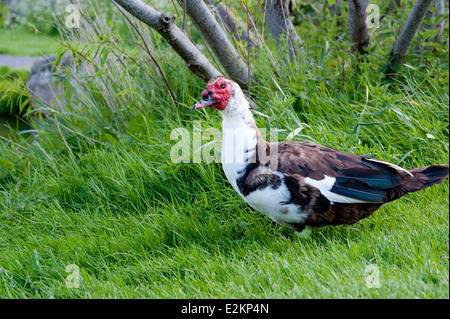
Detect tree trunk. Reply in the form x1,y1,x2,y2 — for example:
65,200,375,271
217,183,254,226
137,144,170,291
433,0,445,43
180,0,252,88
348,0,370,54
262,0,303,61
385,0,435,76
112,0,221,83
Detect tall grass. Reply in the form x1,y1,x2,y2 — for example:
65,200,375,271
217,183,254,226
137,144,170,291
0,0,448,298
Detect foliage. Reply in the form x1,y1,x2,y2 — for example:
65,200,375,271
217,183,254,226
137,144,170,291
0,0,60,35
0,66,29,115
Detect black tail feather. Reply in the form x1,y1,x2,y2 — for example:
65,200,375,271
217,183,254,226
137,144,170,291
386,164,449,201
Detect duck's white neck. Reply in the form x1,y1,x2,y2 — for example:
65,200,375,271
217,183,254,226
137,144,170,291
219,86,256,128
221,108,254,129
220,91,258,145
220,93,260,194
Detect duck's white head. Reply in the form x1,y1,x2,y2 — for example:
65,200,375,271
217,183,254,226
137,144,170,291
192,76,250,118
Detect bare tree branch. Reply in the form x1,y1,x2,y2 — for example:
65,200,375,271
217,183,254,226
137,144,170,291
262,0,303,61
112,0,221,82
348,0,370,54
385,0,435,76
179,0,252,88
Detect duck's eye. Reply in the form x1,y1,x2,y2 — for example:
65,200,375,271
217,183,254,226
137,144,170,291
220,83,226,89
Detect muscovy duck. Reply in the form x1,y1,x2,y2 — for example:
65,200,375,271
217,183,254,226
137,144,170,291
192,76,449,232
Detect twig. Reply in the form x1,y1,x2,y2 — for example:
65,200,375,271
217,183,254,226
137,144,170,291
32,28,124,93
57,123,105,146
113,0,221,82
69,0,126,68
182,0,187,33
111,0,177,105
170,0,180,16
54,115,78,164
241,1,280,77
34,141,59,172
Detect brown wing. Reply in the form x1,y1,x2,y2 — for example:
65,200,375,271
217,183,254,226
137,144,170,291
275,141,363,179
273,141,410,203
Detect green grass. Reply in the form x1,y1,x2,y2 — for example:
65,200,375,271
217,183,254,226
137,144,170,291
0,1,448,298
0,27,60,56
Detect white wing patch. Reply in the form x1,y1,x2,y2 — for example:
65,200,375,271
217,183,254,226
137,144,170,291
304,176,370,204
365,158,413,177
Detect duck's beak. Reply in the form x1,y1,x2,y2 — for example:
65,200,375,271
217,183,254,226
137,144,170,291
192,92,216,110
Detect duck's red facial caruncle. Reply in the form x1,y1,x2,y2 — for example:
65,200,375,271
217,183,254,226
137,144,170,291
192,78,231,111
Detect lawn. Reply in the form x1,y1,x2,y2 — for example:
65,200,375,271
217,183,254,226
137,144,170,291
0,27,60,56
0,1,448,299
